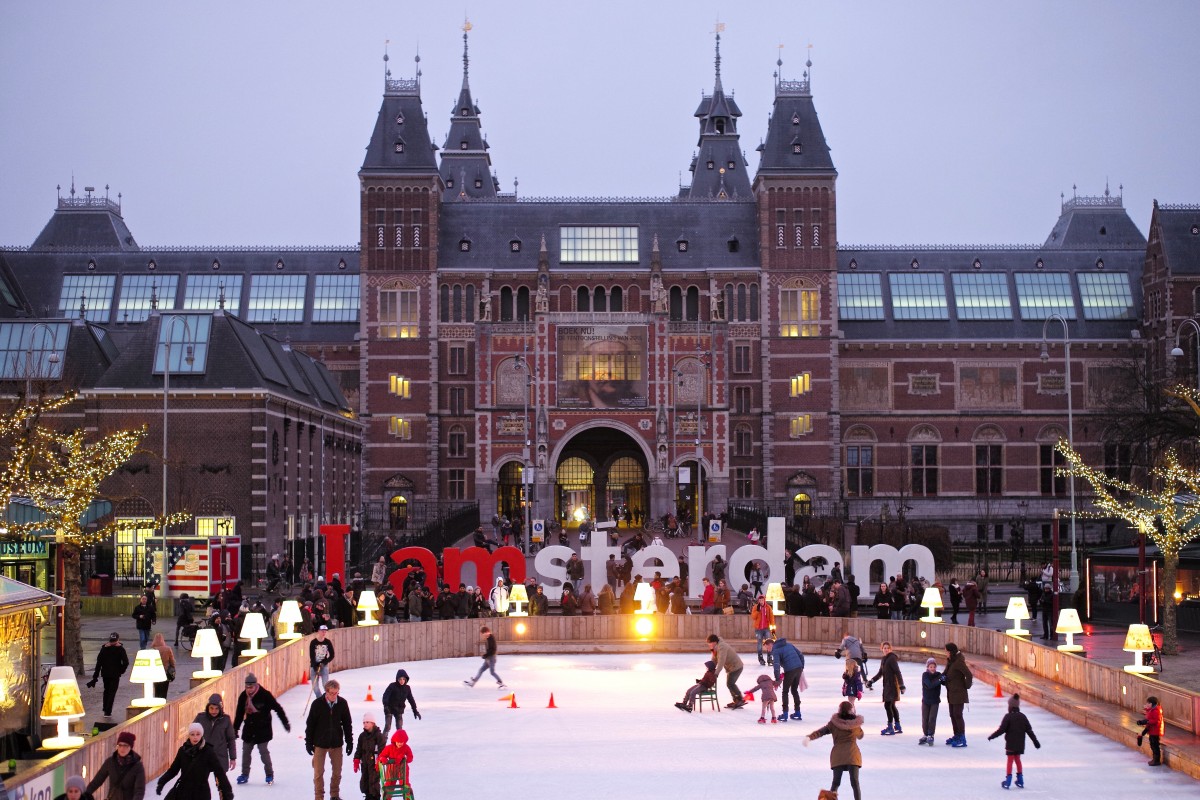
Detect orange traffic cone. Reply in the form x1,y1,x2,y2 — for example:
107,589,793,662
509,694,519,709
994,681,1003,698
499,693,515,703
547,693,557,709
301,671,309,685
365,685,374,702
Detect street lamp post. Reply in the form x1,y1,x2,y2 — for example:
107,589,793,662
515,347,534,555
159,316,196,591
1170,317,1200,390
1041,314,1078,592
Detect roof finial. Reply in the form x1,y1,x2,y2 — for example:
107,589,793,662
383,39,390,82
462,17,472,88
776,43,784,86
218,281,227,311
150,281,159,311
713,20,726,91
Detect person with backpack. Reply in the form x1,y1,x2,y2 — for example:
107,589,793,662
942,642,974,747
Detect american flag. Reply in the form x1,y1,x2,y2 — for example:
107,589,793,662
145,542,210,593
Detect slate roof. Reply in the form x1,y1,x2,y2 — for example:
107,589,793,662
438,31,498,201
436,199,760,273
1043,195,1146,249
755,75,836,176
1153,203,1200,274
31,198,140,251
360,72,438,174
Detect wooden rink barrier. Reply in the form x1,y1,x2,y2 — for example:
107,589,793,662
11,614,1200,792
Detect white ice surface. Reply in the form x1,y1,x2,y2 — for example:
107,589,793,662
213,652,1196,800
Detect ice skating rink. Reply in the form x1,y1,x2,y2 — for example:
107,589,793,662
224,652,1198,799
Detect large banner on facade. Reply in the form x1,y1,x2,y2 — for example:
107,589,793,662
557,324,648,409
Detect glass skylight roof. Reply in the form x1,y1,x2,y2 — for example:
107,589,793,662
185,274,243,314
59,274,115,323
560,226,639,263
889,273,948,320
247,275,307,323
837,273,884,320
1015,272,1076,320
312,274,360,323
118,275,179,322
154,313,211,374
1077,272,1134,320
951,273,1013,320
0,321,68,380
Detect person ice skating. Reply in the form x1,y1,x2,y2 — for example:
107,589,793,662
309,626,335,696
464,626,506,688
381,668,421,737
155,723,234,800
673,659,718,712
233,673,290,786
1136,695,1164,766
751,595,774,665
942,642,973,747
305,679,354,800
353,713,386,800
194,694,236,774
377,730,415,795
918,657,943,745
707,633,746,709
764,637,805,721
836,631,867,672
804,701,865,800
866,641,906,734
85,732,145,800
745,674,779,724
86,632,129,717
841,658,864,703
55,775,94,800
988,694,1040,788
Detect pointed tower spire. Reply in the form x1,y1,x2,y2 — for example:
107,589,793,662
686,23,750,199
439,18,499,200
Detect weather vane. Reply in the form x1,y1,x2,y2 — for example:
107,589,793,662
463,17,472,33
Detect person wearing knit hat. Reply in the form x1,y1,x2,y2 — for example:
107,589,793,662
84,730,145,800
86,633,129,717
234,672,290,786
193,693,237,774
918,657,943,745
942,641,974,747
55,775,93,800
353,712,386,800
988,693,1041,788
156,719,233,800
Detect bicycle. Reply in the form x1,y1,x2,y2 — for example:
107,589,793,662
1142,624,1164,673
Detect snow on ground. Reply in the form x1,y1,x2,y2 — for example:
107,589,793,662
220,652,1196,799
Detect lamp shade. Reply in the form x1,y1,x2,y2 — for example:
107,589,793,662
240,612,268,642
1004,596,1031,637
764,583,784,603
508,584,529,603
357,589,380,613
1122,623,1155,673
129,649,167,708
1056,608,1085,652
633,582,655,613
192,627,224,659
41,667,84,718
40,666,84,748
921,587,943,609
278,599,303,640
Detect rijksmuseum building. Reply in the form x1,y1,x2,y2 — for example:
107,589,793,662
3,32,1200,584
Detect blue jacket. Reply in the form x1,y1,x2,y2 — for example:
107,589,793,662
770,638,805,680
921,669,944,705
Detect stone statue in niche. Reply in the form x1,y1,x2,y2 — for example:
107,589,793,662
537,407,548,439
657,444,668,472
535,273,549,312
651,273,668,313
480,278,492,321
656,407,668,438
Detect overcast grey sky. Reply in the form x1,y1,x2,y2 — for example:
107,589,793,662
2,0,1197,248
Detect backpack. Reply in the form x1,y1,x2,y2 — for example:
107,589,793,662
963,666,974,690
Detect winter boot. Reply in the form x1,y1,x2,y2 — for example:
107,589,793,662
880,725,896,735
1015,773,1024,788
237,776,249,786
1001,775,1012,790
951,736,968,748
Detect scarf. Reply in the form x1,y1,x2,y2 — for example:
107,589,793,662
244,684,260,715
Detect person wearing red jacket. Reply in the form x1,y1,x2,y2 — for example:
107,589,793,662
1137,695,1165,766
377,730,415,794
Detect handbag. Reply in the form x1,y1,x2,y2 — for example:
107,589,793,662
166,663,176,681
721,606,735,616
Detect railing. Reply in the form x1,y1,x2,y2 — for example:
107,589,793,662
57,195,121,213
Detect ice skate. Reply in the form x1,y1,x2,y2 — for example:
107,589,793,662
463,678,476,687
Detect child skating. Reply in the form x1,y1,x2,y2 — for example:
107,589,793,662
918,657,942,745
987,694,1040,788
841,658,864,703
1136,695,1164,766
745,674,779,724
673,660,717,713
353,712,386,800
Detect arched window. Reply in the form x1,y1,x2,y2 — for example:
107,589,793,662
577,286,591,312
465,285,475,322
792,493,812,517
669,286,683,320
685,286,700,321
594,286,607,312
610,286,624,311
516,286,530,321
439,284,450,322
749,283,760,320
734,424,753,456
500,286,514,321
737,284,748,321
452,284,463,322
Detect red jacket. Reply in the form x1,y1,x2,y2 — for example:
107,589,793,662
1143,704,1164,736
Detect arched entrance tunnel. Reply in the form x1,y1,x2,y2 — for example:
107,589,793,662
554,427,649,527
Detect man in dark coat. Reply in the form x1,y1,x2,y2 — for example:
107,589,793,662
233,672,290,785
131,595,155,650
305,679,354,800
86,632,129,717
942,641,974,747
85,731,145,800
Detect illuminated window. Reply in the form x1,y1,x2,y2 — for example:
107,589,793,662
389,416,412,439
790,414,813,437
114,518,154,581
889,273,948,321
153,313,211,374
248,275,307,323
780,288,819,337
790,372,812,396
837,273,884,320
1078,272,1134,320
59,274,115,323
379,288,419,338
185,274,242,314
559,226,639,263
0,322,68,380
312,275,360,323
389,374,411,398
952,273,1011,320
1015,273,1076,320
119,274,179,322
195,517,234,537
